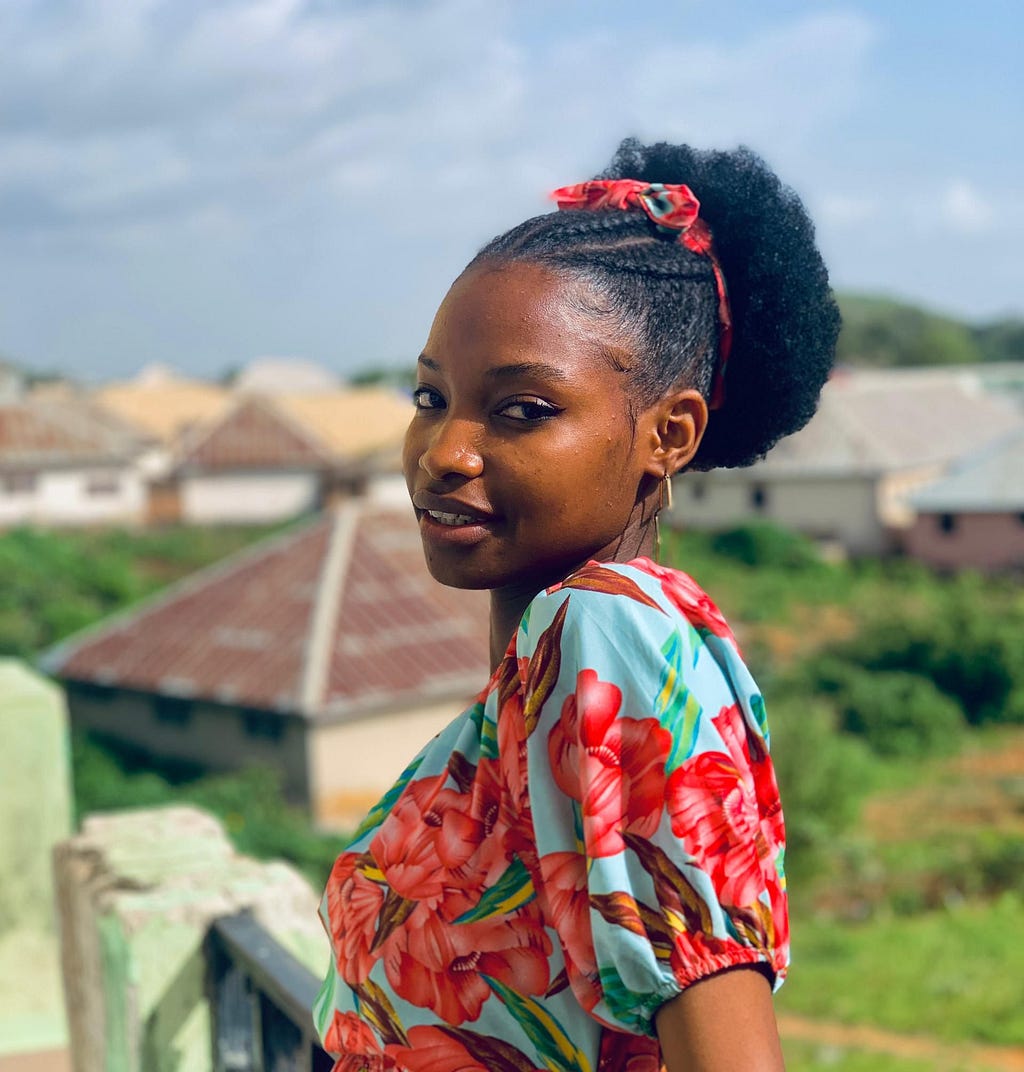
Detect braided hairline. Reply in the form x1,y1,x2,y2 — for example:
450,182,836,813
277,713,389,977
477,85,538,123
470,208,722,407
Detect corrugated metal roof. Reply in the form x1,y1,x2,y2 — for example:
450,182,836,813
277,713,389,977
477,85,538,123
93,377,229,444
275,389,412,459
42,504,491,721
0,399,142,467
746,367,1024,478
177,396,332,471
910,428,1024,512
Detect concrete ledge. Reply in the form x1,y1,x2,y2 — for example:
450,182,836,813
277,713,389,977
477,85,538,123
53,805,327,1072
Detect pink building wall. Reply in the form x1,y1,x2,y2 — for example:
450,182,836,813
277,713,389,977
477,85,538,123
904,511,1024,571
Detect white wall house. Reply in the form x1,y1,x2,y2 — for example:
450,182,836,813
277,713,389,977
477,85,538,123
0,465,145,527
179,469,322,524
0,400,146,527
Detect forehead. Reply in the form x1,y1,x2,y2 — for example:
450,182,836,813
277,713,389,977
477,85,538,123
424,260,635,376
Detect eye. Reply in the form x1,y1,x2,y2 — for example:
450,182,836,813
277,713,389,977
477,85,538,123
497,397,562,422
412,386,445,411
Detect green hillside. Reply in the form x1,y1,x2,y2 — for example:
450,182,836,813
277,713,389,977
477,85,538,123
836,293,1024,367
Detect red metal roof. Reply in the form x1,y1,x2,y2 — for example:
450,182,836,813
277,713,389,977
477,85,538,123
44,505,491,720
0,400,139,466
178,396,331,471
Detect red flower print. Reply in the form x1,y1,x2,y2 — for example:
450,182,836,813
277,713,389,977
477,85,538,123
597,1029,662,1072
370,771,509,920
536,851,600,1012
548,669,672,857
383,904,551,1025
665,704,784,909
640,560,735,642
324,852,387,986
322,1010,388,1071
390,1024,546,1072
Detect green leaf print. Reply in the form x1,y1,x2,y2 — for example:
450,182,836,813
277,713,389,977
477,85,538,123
655,631,703,770
596,965,659,1032
483,976,594,1072
749,691,770,751
455,856,536,923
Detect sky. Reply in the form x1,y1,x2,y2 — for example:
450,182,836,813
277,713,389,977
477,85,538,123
1,0,1021,383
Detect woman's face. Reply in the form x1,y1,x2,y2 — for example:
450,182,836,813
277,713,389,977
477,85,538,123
403,259,662,593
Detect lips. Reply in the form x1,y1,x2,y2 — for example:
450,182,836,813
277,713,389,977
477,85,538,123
412,491,495,526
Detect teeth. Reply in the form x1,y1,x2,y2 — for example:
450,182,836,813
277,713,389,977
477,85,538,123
428,510,477,526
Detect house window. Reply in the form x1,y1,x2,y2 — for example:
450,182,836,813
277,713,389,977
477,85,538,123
86,472,121,496
154,695,193,726
241,708,284,742
2,471,37,494
71,680,113,702
938,513,957,535
751,485,768,512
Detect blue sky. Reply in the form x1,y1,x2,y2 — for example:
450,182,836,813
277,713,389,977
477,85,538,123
1,0,1021,382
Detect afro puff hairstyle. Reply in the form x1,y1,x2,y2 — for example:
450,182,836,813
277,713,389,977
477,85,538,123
469,139,841,470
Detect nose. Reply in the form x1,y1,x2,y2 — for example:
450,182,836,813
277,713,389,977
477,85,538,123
416,416,484,481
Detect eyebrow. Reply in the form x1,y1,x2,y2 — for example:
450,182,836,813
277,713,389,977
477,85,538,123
417,355,571,386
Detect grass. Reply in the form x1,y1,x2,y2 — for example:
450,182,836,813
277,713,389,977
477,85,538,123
783,1041,937,1072
778,895,1024,1047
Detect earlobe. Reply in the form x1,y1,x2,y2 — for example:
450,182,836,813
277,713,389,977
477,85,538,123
644,389,709,478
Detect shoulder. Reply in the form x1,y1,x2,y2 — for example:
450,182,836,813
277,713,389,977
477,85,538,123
513,559,762,742
516,558,738,657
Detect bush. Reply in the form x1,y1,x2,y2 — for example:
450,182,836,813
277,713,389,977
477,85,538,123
835,602,1024,726
709,522,823,571
833,668,966,757
72,732,347,889
767,697,874,881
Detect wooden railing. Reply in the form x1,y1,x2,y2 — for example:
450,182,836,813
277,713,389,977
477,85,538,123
207,912,334,1072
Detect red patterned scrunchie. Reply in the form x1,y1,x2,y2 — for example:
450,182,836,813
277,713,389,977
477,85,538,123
551,179,733,409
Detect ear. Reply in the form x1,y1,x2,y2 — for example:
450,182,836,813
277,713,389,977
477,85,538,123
641,388,709,478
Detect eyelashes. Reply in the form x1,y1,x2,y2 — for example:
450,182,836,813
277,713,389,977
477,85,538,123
412,387,562,424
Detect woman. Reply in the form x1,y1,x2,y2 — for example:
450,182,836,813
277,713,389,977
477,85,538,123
315,139,840,1071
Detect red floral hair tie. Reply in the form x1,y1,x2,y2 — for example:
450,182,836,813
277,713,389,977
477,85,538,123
551,179,733,409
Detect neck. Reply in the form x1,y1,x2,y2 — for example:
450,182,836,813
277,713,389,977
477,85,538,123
486,511,658,670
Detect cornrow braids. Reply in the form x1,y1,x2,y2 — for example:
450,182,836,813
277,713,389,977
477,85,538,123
468,139,840,470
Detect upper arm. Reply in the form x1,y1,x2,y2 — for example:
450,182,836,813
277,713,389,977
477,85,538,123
517,566,789,1039
654,966,785,1072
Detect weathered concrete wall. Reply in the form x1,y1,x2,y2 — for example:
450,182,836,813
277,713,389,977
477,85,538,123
53,806,326,1072
0,660,72,933
0,660,72,1057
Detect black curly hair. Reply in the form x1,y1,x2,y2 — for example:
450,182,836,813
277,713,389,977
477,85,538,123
467,139,840,471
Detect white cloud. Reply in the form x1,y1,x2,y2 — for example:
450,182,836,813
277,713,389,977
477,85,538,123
0,2,879,243
816,192,880,227
940,179,995,235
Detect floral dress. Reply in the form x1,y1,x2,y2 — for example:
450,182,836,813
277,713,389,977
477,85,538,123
314,558,789,1072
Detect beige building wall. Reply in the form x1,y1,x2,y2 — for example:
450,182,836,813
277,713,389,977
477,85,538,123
904,511,1024,571
180,470,321,523
671,473,885,554
308,699,468,830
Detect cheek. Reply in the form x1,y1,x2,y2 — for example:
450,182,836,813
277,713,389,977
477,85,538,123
402,426,422,488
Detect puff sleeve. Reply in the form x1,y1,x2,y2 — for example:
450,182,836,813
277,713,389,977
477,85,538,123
512,561,789,1038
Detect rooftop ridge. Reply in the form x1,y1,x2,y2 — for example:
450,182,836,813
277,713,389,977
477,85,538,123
299,505,359,715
